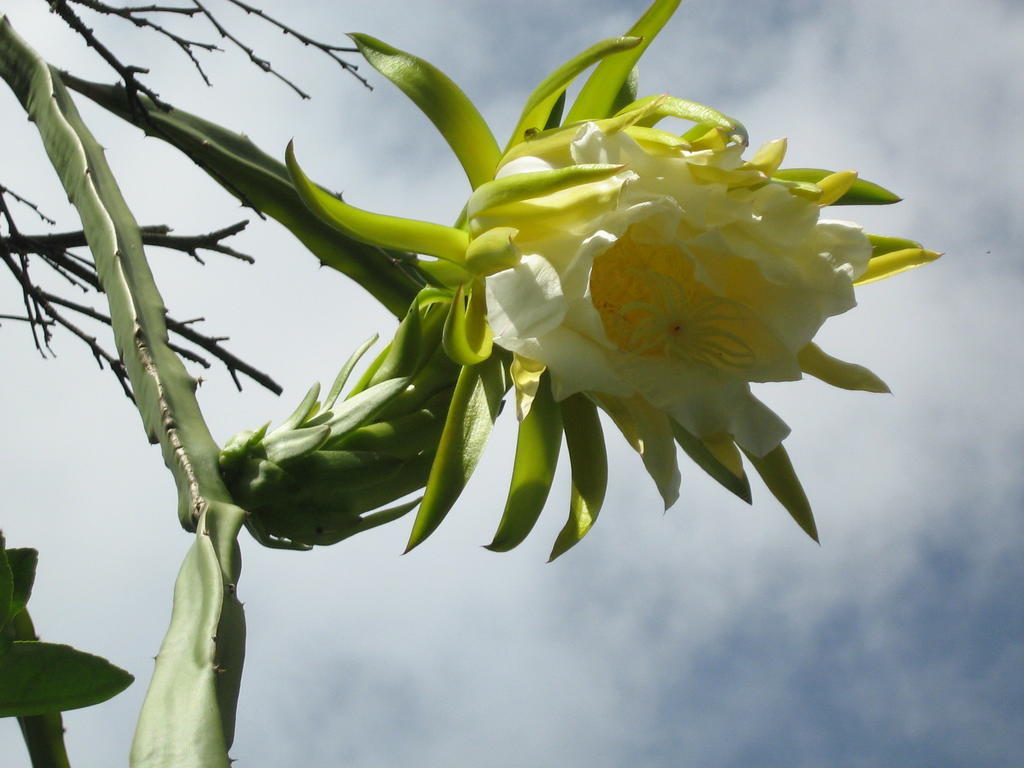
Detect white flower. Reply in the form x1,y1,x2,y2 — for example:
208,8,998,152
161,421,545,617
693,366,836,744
474,122,872,506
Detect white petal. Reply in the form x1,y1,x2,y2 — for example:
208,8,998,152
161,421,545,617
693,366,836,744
485,253,567,340
512,326,633,401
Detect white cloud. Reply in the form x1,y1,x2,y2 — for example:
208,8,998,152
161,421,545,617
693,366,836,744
1,0,1021,765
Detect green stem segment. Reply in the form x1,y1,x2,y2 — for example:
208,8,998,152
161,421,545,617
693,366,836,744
0,15,244,767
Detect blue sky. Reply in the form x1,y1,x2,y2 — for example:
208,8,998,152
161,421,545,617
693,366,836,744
1,0,1022,765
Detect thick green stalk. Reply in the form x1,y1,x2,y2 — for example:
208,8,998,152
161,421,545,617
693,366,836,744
1,16,244,767
10,610,72,768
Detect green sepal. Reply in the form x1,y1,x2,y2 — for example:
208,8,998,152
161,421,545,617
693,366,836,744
506,36,643,150
0,641,134,717
621,94,748,146
405,354,508,552
610,65,640,116
465,227,520,276
487,373,563,552
773,168,902,205
543,90,567,131
797,342,890,394
566,0,682,123
277,383,321,432
442,283,493,366
867,233,923,256
671,422,752,503
324,335,379,410
350,33,500,189
262,425,331,465
468,164,625,218
742,444,818,542
324,378,410,436
327,389,452,459
549,394,607,561
286,141,470,262
360,299,428,393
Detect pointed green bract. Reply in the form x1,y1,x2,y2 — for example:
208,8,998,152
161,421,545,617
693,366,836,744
621,94,748,145
549,394,608,561
324,335,379,410
856,247,941,285
468,164,625,218
287,142,470,263
566,0,682,123
797,342,890,393
487,375,563,552
350,33,500,189
743,445,818,542
773,168,901,205
867,233,922,256
506,36,642,150
442,283,494,366
672,422,752,503
406,354,508,551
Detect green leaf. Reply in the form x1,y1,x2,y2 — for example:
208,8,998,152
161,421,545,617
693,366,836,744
350,33,500,189
772,168,902,205
566,0,682,122
0,641,133,717
671,422,752,503
60,73,421,317
487,374,564,552
287,141,470,263
549,394,607,561
506,36,643,150
0,534,12,629
743,444,818,542
405,354,508,551
6,547,38,620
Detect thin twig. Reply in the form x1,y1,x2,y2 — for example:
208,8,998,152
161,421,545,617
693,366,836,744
223,0,371,89
48,0,171,110
69,0,219,85
189,0,310,99
0,185,56,225
1,244,133,398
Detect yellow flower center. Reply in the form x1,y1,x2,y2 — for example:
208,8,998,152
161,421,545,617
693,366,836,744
590,227,758,370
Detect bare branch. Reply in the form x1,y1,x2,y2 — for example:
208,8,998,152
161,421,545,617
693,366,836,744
6,220,255,265
223,0,371,89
